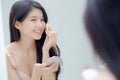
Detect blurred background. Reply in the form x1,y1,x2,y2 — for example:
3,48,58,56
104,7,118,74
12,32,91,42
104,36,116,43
0,0,8,80
0,0,98,80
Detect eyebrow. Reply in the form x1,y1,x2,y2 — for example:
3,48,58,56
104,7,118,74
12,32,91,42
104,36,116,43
29,16,44,19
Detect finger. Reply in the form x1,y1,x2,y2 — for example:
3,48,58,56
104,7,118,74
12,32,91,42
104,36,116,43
46,24,52,32
50,32,55,45
50,62,58,68
46,56,60,66
45,24,49,34
33,63,47,73
48,31,56,46
45,25,52,37
45,27,51,39
50,63,58,71
53,31,57,43
34,63,47,68
47,31,54,43
45,62,58,71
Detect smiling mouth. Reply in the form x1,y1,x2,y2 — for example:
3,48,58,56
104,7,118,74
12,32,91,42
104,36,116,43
34,30,42,35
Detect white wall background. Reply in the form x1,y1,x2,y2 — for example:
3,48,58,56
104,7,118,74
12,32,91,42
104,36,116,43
0,0,8,80
1,0,98,80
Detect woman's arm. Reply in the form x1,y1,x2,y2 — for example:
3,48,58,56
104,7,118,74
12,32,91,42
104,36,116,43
31,53,58,80
31,63,46,80
42,24,59,80
42,49,57,80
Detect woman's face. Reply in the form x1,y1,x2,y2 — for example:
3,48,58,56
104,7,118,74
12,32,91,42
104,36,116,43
17,7,46,40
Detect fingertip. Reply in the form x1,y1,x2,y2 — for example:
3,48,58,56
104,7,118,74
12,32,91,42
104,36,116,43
48,24,52,31
53,31,57,36
53,31,56,34
43,63,47,66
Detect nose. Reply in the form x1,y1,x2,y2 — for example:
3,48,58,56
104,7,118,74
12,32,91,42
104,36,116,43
37,21,42,27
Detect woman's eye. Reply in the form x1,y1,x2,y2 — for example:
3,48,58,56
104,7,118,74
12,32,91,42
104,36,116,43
41,19,45,22
31,19,37,22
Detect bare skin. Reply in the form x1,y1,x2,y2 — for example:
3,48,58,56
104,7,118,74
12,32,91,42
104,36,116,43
7,8,59,80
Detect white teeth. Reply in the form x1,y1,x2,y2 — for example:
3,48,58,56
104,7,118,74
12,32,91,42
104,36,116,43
35,31,40,32
34,30,41,32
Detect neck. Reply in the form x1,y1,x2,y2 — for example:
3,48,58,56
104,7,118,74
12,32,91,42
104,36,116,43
17,38,36,55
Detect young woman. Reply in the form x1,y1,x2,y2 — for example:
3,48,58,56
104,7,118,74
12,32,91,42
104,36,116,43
6,0,60,80
83,0,120,80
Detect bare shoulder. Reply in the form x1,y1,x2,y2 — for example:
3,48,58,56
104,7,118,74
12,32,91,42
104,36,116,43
6,42,17,53
6,42,20,57
95,68,116,80
6,42,17,69
6,53,21,80
6,42,21,80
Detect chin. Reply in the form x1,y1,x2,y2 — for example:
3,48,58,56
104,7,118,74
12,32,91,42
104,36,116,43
34,36,42,40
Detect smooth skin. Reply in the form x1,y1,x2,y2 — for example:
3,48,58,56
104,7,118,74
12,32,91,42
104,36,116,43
6,8,59,80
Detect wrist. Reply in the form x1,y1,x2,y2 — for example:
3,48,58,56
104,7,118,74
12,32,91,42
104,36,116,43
42,47,49,52
32,66,42,80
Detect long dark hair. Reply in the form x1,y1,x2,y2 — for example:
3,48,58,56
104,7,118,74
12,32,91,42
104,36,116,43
9,0,60,79
84,0,120,79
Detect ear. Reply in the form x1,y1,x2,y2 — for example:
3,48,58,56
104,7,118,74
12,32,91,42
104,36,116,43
14,21,21,30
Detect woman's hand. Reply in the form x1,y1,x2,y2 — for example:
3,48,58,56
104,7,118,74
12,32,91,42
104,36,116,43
44,56,60,73
31,57,60,80
43,24,57,51
31,63,47,80
32,56,60,74
33,63,47,73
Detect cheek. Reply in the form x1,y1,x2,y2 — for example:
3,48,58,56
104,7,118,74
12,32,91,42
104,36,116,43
22,24,34,33
42,23,46,29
